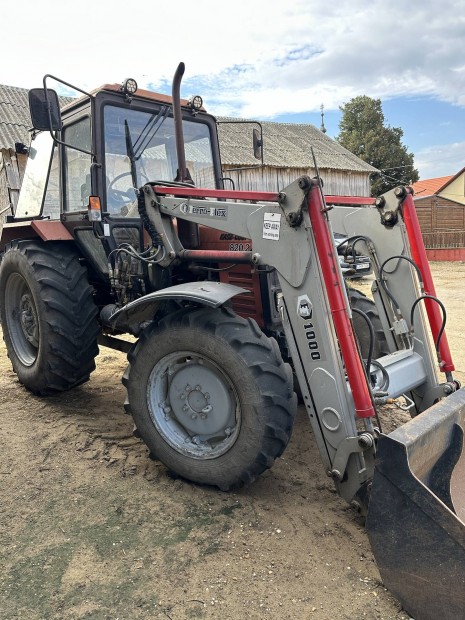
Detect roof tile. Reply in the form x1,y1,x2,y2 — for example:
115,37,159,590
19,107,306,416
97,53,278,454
411,175,454,197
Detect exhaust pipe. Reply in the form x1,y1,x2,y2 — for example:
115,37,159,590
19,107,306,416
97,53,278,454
171,62,198,248
172,62,190,184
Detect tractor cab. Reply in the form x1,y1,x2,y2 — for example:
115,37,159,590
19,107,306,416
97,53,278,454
21,76,223,222
10,71,228,305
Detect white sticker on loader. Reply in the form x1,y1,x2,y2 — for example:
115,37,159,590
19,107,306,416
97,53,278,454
263,212,281,240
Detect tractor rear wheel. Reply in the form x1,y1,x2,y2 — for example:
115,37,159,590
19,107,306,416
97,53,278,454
123,306,297,490
348,287,389,359
0,240,100,395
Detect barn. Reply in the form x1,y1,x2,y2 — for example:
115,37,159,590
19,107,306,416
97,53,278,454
0,85,32,217
217,117,376,196
0,85,74,218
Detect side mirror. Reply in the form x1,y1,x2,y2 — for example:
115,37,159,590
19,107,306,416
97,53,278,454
253,127,263,162
28,88,62,131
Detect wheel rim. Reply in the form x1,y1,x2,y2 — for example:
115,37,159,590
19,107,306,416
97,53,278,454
5,273,39,366
147,351,241,459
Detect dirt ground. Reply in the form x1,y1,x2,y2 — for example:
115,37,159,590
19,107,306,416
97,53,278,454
1,262,464,620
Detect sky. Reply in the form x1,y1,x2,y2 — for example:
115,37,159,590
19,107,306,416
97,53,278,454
3,0,465,180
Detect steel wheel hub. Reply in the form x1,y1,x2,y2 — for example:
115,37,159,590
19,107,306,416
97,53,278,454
147,352,240,459
19,293,39,347
5,273,39,366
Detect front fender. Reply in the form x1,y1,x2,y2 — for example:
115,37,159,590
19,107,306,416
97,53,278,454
108,281,249,330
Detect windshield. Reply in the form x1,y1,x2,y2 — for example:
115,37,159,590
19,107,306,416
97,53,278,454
103,104,216,216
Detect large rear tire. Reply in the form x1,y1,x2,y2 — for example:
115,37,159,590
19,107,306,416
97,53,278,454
348,287,389,359
123,307,297,490
0,240,100,395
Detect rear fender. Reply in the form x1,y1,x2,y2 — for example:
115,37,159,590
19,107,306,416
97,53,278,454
0,220,73,252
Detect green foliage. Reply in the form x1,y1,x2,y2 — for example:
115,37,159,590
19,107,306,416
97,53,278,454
336,95,419,196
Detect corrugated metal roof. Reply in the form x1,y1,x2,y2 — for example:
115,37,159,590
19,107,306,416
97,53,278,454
217,117,377,173
0,85,32,149
0,84,73,150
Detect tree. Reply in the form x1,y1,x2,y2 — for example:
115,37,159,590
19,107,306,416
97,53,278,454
336,96,419,196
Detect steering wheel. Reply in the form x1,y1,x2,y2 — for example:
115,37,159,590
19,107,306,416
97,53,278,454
107,171,139,209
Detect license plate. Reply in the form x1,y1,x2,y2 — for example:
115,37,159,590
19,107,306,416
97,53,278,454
356,262,370,270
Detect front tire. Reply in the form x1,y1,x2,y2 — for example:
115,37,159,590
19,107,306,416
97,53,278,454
0,240,100,395
123,307,297,490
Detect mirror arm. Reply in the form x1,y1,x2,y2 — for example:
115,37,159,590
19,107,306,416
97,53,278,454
42,74,96,159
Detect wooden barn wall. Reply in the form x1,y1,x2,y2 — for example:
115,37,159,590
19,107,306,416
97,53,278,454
0,149,28,217
222,166,371,196
0,155,9,215
415,196,465,249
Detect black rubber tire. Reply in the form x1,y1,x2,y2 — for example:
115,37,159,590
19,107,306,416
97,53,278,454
0,240,100,395
123,306,297,491
347,287,389,360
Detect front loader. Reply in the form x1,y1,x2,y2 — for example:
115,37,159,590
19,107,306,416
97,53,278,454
1,63,465,619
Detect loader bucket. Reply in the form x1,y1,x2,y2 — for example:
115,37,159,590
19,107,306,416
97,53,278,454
366,388,465,620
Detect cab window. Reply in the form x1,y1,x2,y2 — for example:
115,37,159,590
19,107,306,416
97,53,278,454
62,116,92,211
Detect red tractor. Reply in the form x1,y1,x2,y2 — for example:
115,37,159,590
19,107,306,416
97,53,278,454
1,63,465,620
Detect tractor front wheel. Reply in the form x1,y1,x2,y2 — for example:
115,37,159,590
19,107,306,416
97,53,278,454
123,307,297,490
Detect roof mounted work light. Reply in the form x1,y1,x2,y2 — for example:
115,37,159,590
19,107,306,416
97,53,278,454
121,78,138,99
188,95,203,114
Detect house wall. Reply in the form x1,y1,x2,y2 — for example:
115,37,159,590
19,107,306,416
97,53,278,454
222,165,371,196
439,172,465,205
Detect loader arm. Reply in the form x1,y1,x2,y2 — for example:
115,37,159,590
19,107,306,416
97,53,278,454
141,176,465,619
141,177,452,503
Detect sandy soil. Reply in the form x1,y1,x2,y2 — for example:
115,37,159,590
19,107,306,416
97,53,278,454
0,262,464,620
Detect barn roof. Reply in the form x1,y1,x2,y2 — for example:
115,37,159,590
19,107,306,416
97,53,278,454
217,117,377,173
0,84,73,150
0,85,33,149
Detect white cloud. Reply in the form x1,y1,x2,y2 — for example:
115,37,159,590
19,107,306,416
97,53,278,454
3,0,465,178
415,142,465,179
4,0,465,115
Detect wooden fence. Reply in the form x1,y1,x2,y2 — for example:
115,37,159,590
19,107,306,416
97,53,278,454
422,230,465,249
